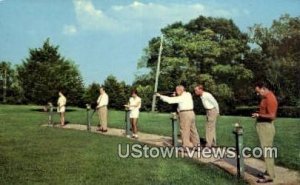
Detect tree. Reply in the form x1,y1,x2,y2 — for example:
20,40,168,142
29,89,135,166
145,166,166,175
0,61,23,104
102,75,131,110
136,16,253,113
17,39,85,105
249,14,300,106
83,82,101,109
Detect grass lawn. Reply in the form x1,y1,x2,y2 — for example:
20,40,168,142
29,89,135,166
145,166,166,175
0,105,299,184
64,106,299,171
0,105,246,185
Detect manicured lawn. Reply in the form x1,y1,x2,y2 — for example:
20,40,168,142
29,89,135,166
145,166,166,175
64,106,299,170
0,105,246,185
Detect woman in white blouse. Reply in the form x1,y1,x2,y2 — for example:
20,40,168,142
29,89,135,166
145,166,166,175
124,89,142,139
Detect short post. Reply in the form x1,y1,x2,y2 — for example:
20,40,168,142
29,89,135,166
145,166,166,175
170,112,178,147
233,123,244,178
124,108,131,137
86,104,91,131
48,102,53,127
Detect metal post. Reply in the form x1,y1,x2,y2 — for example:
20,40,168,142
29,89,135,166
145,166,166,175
170,112,178,147
125,109,131,137
151,35,164,112
86,104,91,131
48,102,53,127
3,67,7,103
233,123,244,178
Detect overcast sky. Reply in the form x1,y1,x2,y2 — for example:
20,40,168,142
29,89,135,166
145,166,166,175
0,0,299,85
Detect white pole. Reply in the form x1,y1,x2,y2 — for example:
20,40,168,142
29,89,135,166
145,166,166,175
151,35,163,112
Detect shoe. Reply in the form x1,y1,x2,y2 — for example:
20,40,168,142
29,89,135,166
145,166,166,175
256,178,273,183
132,134,138,139
96,128,102,131
257,171,269,178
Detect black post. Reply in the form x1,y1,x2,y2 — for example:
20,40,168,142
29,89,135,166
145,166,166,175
170,113,178,147
124,109,131,137
86,104,91,131
233,123,244,178
48,102,53,127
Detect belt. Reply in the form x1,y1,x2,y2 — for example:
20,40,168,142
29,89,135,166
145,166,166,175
179,109,193,112
257,117,274,123
206,108,216,111
257,121,273,124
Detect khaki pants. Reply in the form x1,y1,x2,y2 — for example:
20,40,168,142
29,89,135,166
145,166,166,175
256,122,276,179
178,111,200,148
205,108,218,147
98,106,108,130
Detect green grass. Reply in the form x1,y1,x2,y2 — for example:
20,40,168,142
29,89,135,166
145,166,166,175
0,105,247,185
64,106,299,170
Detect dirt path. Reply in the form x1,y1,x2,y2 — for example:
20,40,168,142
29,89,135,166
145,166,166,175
45,124,300,185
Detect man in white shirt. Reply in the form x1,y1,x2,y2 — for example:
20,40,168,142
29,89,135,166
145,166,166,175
96,87,109,132
194,85,219,147
156,85,200,148
57,91,67,126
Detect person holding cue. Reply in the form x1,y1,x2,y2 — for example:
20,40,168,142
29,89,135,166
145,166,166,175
57,91,67,126
194,85,219,148
156,85,200,149
124,89,142,139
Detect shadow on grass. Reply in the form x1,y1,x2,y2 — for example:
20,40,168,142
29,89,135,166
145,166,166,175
30,108,78,112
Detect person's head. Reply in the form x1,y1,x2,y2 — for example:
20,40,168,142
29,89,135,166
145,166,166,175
58,91,64,97
131,89,138,98
175,85,185,96
255,82,269,97
194,85,204,96
99,87,105,94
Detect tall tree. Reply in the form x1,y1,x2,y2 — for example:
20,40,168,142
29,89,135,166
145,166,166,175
136,16,253,113
102,75,131,110
0,61,23,104
249,14,300,106
17,39,85,105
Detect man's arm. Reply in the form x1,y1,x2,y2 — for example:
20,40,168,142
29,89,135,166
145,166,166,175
158,94,183,104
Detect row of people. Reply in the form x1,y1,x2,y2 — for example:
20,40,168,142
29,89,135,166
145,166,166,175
55,82,277,183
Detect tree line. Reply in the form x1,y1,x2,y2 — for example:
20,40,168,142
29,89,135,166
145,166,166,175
0,15,299,116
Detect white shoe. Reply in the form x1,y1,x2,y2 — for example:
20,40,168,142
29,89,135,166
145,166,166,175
132,134,138,139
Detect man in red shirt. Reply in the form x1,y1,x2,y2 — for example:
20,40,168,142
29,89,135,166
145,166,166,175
252,82,278,183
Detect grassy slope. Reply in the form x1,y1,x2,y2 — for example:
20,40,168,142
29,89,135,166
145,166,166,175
0,105,246,185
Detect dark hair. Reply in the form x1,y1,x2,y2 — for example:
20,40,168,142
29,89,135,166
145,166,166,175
196,84,204,90
255,81,269,89
131,89,138,95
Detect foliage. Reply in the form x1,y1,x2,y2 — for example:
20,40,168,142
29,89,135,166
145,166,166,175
102,75,131,110
136,16,253,113
249,14,300,106
82,82,101,109
17,39,85,106
0,61,24,104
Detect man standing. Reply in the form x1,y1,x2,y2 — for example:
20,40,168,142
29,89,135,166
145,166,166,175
96,87,109,132
57,91,67,126
157,85,200,149
194,85,219,147
252,82,278,183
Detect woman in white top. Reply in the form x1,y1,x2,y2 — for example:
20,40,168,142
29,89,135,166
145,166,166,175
124,89,142,139
57,91,67,126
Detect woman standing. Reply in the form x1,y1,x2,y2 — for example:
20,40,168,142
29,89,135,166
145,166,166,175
57,91,67,126
124,90,142,139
